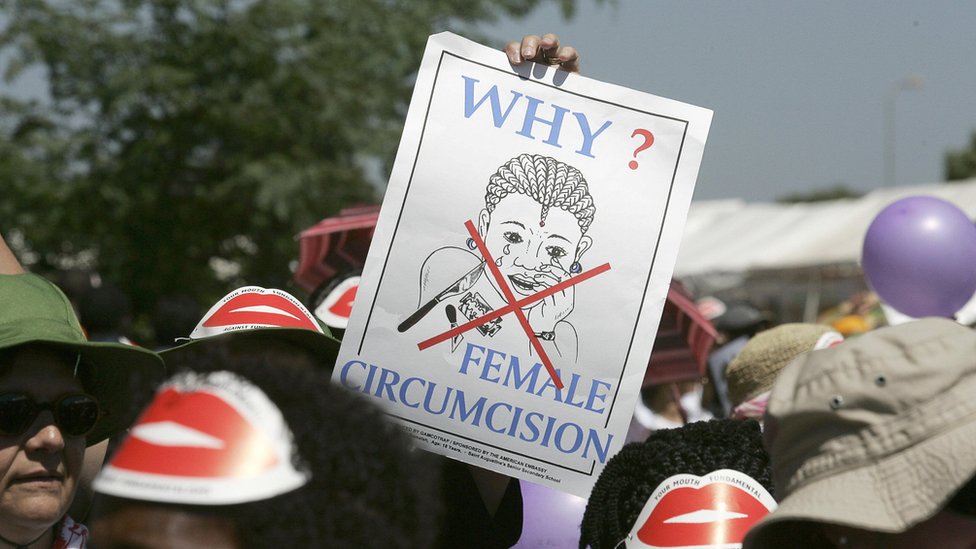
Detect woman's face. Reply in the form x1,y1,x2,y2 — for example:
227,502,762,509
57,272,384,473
479,193,591,300
0,346,86,542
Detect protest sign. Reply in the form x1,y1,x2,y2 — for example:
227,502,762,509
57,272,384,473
335,32,712,496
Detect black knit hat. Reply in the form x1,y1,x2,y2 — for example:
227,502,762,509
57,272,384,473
579,419,772,549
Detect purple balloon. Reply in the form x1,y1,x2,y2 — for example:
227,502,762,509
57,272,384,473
514,481,587,548
862,196,976,318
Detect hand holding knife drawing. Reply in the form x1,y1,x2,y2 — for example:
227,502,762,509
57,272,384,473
397,262,484,332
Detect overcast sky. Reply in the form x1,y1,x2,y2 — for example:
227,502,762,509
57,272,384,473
480,0,976,202
5,3,974,204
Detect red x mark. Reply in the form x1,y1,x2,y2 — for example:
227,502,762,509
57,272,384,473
418,220,611,390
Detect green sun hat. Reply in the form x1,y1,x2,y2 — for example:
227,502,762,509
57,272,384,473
0,273,166,444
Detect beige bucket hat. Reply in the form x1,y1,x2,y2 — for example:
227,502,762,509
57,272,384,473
744,318,976,548
725,323,841,407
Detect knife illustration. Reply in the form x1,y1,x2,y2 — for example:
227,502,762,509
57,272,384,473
398,263,483,333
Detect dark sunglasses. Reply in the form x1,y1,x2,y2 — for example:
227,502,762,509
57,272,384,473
0,392,101,437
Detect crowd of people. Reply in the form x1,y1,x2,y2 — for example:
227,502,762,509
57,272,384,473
0,34,571,549
3,32,976,549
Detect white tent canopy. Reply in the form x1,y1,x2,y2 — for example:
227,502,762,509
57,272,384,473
674,178,976,278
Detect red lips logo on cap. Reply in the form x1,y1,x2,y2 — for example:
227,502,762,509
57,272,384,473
94,371,309,506
110,387,277,478
203,291,321,331
312,276,360,329
328,285,357,318
630,470,776,548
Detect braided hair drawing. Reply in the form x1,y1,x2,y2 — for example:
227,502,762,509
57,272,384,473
578,419,772,549
484,153,596,234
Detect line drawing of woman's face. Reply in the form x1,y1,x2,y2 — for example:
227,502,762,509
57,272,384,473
479,193,592,305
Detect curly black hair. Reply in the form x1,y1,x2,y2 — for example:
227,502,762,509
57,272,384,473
98,335,443,548
578,419,772,549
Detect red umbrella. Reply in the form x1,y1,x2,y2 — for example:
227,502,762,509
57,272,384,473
294,205,380,293
643,280,718,387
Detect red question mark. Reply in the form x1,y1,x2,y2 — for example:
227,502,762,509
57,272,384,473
629,129,655,170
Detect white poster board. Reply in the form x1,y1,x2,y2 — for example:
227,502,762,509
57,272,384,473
334,32,711,497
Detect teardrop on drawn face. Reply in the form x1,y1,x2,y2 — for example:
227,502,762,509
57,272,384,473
495,257,503,266
503,244,511,255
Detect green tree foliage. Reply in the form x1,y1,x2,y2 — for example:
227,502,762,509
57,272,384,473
0,0,582,332
945,131,976,181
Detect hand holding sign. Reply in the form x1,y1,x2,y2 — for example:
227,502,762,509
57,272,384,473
504,33,581,72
